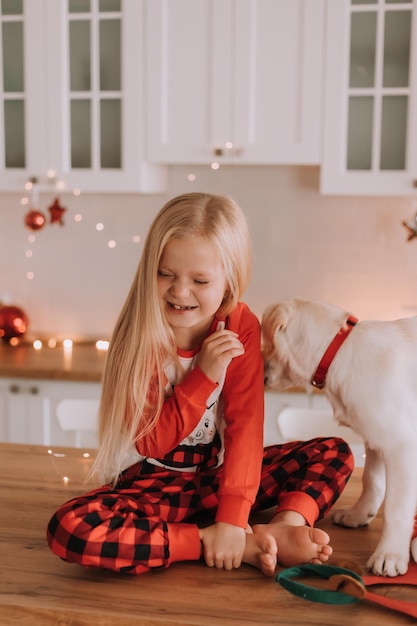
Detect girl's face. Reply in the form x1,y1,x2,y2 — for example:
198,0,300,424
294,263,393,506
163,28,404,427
157,236,228,348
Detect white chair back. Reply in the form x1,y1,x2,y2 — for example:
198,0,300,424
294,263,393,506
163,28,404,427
55,398,99,448
277,407,365,466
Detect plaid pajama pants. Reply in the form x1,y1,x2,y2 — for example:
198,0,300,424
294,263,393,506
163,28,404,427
47,437,353,574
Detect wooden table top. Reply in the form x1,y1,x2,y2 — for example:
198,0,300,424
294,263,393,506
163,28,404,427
1,442,414,625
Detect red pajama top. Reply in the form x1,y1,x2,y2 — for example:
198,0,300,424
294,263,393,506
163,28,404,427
135,302,265,529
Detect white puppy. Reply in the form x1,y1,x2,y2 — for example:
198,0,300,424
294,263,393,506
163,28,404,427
262,297,417,577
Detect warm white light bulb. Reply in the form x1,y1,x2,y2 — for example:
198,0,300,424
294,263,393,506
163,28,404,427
95,339,109,351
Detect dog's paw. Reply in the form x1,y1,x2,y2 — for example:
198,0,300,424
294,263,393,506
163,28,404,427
367,550,409,577
332,507,375,528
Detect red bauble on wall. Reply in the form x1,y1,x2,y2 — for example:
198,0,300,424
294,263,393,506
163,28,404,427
25,209,46,231
0,305,29,342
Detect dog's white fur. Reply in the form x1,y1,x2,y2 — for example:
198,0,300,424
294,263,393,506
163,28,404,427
262,297,417,577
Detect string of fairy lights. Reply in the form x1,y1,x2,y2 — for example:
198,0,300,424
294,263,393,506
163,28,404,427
8,175,149,350
20,177,143,283
4,166,210,347
47,448,94,485
17,155,224,291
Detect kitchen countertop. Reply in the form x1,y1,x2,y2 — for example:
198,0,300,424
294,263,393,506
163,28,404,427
0,342,316,392
0,342,106,382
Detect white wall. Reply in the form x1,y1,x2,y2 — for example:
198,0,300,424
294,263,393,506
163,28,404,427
1,164,417,341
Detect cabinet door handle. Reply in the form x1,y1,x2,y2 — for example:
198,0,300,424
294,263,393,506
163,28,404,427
28,386,39,395
213,146,244,157
9,384,20,394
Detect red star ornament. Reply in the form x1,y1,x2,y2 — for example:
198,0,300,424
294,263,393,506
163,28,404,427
48,197,66,225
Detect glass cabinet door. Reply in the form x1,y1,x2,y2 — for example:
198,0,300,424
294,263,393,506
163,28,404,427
0,0,25,170
321,0,417,195
68,0,122,170
0,0,165,193
57,0,164,191
347,0,412,172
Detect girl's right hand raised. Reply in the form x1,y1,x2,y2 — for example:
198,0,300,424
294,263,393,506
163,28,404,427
196,322,244,383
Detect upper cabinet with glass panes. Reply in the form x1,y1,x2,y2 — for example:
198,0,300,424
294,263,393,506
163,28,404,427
321,0,417,195
0,0,165,193
69,0,122,170
1,0,27,173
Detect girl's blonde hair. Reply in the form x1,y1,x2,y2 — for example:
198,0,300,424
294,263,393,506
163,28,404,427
90,192,252,485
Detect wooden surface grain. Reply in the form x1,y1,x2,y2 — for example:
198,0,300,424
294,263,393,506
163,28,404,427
1,442,415,625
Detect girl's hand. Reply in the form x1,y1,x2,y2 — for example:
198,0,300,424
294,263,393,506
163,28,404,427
196,323,244,383
200,522,246,570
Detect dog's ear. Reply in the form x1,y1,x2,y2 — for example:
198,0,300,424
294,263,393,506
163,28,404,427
262,301,294,338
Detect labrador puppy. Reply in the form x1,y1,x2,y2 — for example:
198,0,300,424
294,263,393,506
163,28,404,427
262,297,417,577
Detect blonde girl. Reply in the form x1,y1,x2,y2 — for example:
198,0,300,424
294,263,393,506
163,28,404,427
47,193,353,575
93,191,252,486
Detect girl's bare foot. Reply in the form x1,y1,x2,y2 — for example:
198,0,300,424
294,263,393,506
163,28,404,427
252,522,332,568
242,531,278,576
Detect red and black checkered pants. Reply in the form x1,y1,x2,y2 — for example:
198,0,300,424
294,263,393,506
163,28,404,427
47,437,353,574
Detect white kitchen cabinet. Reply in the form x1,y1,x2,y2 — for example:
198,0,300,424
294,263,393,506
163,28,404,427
0,377,100,447
0,0,165,193
0,377,45,444
146,0,324,165
321,0,417,195
0,378,332,449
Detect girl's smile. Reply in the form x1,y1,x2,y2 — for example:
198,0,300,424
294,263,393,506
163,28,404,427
168,303,197,312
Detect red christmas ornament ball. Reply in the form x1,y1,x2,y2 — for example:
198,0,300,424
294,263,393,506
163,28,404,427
25,208,46,231
0,305,29,342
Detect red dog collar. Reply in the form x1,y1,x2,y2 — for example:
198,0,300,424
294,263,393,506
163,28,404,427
311,315,358,389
